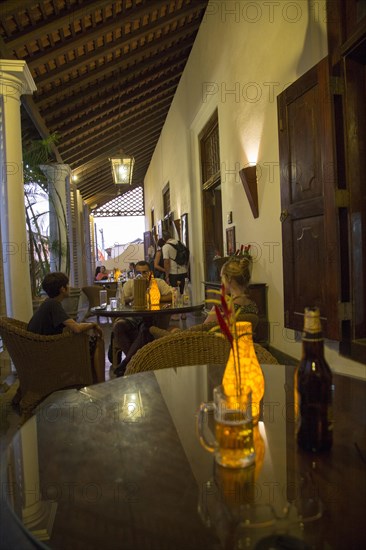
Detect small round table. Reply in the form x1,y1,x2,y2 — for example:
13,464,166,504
91,302,204,319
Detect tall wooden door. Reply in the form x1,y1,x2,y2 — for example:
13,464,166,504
277,56,342,339
202,187,223,281
200,111,223,281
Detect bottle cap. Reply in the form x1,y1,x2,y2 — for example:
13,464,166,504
303,307,322,334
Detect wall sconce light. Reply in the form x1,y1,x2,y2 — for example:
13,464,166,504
110,157,135,185
239,165,259,219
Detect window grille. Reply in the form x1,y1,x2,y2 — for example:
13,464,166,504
92,186,144,217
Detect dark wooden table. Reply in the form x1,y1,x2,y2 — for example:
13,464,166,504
1,364,366,549
93,280,118,289
91,302,204,319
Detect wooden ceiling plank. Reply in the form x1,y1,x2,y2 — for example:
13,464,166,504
21,0,181,65
73,127,161,174
60,94,173,155
62,107,170,159
35,27,194,106
65,110,168,164
3,1,123,49
54,84,175,141
43,54,186,122
0,34,64,162
0,0,43,18
68,124,163,171
26,2,204,77
0,0,209,204
49,75,180,135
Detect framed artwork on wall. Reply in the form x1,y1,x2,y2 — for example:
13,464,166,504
173,219,181,240
157,220,163,238
226,226,236,256
143,231,154,261
181,213,189,248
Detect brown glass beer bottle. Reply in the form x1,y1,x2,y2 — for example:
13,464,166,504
295,307,333,452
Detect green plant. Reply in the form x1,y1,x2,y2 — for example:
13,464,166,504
23,134,70,296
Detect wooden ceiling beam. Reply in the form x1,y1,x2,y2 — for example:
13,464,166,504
57,89,174,145
43,56,185,123
71,126,161,173
61,98,170,162
53,84,177,147
63,107,169,161
0,35,64,162
0,1,209,206
0,0,46,19
35,27,195,107
5,0,165,52
26,2,204,77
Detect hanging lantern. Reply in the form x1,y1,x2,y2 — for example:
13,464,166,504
110,157,135,185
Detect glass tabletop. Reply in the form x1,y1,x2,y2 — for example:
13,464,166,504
2,364,366,549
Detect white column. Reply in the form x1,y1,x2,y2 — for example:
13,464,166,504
0,60,36,321
40,164,71,275
13,416,57,539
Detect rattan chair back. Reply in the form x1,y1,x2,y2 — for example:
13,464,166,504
126,326,278,375
187,313,259,335
0,316,93,417
62,287,81,320
81,285,116,321
126,330,231,375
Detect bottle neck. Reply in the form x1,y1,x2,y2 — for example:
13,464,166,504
302,331,325,357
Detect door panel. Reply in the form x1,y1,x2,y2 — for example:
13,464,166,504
202,188,223,281
278,56,341,339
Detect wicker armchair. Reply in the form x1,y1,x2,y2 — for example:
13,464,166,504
126,330,230,375
126,328,278,375
62,287,82,320
0,317,93,417
188,313,259,334
150,313,259,339
81,285,116,321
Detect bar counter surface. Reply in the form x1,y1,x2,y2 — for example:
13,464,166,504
1,363,365,549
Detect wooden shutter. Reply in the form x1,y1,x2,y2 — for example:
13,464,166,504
277,56,341,340
68,180,80,287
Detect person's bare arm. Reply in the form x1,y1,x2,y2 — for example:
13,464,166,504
64,318,103,338
157,280,172,302
164,258,171,284
203,306,218,325
160,292,172,303
154,250,165,273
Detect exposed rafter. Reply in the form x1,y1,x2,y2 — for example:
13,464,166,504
0,0,209,209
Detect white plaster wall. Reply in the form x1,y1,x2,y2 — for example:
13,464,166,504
143,1,365,379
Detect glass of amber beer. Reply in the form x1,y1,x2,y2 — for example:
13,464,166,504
197,385,255,468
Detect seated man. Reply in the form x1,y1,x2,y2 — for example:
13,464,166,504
112,261,172,376
28,272,105,383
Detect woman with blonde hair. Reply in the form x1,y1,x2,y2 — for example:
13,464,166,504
204,256,258,325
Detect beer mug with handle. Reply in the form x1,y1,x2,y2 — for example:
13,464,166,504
197,385,255,468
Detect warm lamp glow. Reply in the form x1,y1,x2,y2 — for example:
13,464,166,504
222,321,265,422
149,277,161,306
110,157,135,185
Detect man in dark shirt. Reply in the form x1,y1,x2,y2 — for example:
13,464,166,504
28,272,105,381
28,272,102,336
12,272,106,414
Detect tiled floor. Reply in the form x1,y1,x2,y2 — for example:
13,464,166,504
0,311,205,453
